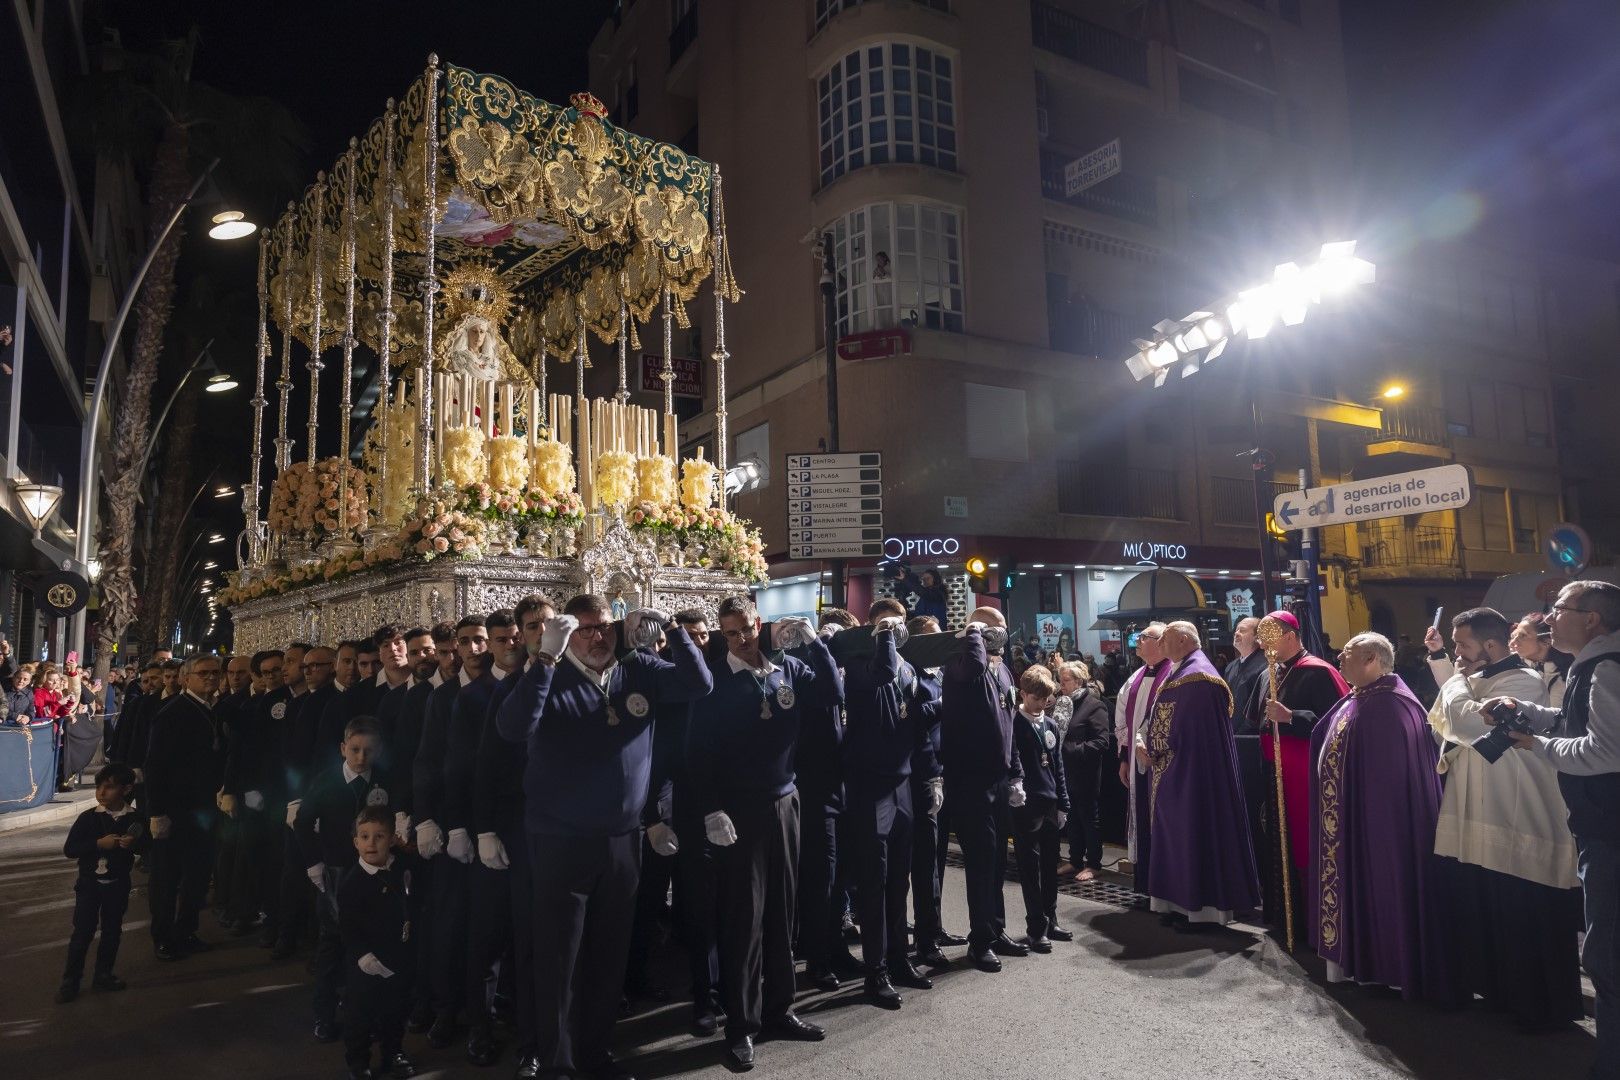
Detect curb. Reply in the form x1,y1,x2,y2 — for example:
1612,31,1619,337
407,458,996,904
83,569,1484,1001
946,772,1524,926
0,787,97,833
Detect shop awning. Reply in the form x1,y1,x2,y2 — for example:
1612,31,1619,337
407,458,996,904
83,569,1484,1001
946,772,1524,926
1088,567,1227,629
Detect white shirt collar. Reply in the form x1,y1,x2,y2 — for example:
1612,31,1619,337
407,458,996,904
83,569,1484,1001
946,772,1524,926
342,762,372,785
185,689,211,708
1018,708,1046,723
727,651,779,677
357,854,395,876
95,804,134,819
492,663,511,682
376,670,390,688
429,670,445,688
564,647,617,689
458,668,475,688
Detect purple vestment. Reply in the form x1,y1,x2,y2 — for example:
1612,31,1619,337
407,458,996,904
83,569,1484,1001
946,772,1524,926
1309,674,1456,1001
1144,650,1261,916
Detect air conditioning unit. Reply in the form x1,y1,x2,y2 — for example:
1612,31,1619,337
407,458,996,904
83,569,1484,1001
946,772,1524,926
1035,107,1049,139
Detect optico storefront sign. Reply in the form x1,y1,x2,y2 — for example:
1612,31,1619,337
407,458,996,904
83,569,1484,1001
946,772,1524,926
1123,539,1188,565
883,535,961,560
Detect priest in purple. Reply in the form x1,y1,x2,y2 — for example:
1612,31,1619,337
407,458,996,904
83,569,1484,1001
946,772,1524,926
1139,622,1259,928
1309,632,1456,1001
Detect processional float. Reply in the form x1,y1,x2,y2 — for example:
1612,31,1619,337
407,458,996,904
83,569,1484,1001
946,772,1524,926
221,57,763,651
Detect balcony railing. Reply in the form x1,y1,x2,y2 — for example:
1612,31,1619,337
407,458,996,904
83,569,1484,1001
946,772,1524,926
1039,149,1158,226
670,3,698,64
1360,523,1460,570
1211,475,1298,528
1362,403,1450,448
1031,1,1150,87
1058,464,1181,520
1048,300,1138,357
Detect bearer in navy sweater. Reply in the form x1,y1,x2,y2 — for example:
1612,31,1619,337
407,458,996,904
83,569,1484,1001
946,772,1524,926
295,715,396,1042
905,615,950,966
57,763,147,1003
446,609,517,1067
338,804,416,1080
941,607,1028,973
472,594,552,1078
1009,665,1071,952
841,598,939,1009
496,594,711,1080
694,597,843,1072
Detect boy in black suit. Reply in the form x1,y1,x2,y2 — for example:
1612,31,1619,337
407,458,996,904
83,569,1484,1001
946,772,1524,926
57,763,146,1002
338,804,416,1079
1010,665,1070,953
295,715,396,1042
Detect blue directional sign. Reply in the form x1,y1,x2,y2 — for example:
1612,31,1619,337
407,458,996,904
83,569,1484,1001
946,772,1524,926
1545,522,1592,576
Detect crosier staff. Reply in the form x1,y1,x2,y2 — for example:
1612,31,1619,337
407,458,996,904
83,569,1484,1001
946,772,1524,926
1257,615,1295,953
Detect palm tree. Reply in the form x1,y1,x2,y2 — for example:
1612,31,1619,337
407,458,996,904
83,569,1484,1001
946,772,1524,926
76,30,306,680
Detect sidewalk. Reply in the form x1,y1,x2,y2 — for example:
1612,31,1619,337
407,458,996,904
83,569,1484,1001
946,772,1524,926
0,782,96,832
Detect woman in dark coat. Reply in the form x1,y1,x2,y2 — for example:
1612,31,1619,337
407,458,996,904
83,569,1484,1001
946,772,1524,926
1056,660,1111,880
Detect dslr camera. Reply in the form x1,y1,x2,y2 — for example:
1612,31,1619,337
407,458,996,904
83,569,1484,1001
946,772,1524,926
1471,700,1536,764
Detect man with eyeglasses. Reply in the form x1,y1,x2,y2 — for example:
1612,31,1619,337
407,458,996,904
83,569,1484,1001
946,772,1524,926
1113,621,1171,898
143,654,227,960
497,593,711,1080
1485,580,1620,1077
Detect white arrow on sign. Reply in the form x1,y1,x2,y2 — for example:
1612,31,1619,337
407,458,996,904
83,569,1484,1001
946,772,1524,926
1272,464,1472,531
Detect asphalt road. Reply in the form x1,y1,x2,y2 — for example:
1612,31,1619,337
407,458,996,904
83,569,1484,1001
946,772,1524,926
0,816,1597,1080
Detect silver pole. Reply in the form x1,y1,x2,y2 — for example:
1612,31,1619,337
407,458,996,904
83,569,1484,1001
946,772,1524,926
418,56,441,489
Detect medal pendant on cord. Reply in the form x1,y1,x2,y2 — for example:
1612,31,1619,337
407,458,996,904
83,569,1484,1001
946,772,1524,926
606,701,621,726
759,695,771,721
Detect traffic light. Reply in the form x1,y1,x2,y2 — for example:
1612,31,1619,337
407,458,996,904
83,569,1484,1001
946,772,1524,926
965,555,990,594
999,559,1019,595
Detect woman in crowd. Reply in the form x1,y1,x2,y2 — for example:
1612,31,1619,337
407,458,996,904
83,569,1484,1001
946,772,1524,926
1510,611,1570,706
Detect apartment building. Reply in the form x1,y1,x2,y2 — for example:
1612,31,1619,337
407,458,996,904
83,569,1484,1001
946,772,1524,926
590,0,1588,646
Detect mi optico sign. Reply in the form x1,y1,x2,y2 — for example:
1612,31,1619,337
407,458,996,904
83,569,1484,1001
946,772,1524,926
1124,540,1188,565
883,535,961,560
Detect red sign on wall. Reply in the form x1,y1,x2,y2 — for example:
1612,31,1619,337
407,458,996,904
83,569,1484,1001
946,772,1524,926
836,328,912,362
640,353,703,399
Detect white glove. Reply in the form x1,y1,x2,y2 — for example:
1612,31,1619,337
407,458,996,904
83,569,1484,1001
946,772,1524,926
927,777,944,816
624,608,670,649
647,821,679,856
875,616,906,634
133,767,144,784
1008,780,1027,809
540,615,579,659
244,790,265,812
415,819,444,859
477,832,510,870
149,815,171,840
656,789,673,821
955,620,987,639
285,799,301,829
307,862,328,893
704,811,738,847
773,617,815,651
1055,810,1068,830
216,791,237,817
447,827,474,864
394,811,411,840
818,622,842,641
357,952,394,979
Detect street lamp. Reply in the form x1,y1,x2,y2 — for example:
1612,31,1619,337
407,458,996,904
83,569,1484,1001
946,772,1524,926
1124,241,1375,386
1380,383,1406,400
132,340,237,480
71,157,256,656
11,479,64,538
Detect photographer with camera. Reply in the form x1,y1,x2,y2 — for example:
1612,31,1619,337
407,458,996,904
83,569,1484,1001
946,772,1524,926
1485,580,1620,1076
1426,608,1582,1033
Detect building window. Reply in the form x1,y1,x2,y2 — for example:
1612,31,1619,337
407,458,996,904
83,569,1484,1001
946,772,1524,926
1461,486,1511,552
816,0,950,33
830,201,965,335
817,42,957,188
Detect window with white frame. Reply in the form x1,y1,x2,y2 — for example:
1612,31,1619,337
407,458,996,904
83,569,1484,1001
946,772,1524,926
829,202,965,335
817,42,957,188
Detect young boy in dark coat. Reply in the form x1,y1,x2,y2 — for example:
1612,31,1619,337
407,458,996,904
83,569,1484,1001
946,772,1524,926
1010,665,1070,952
338,804,416,1079
57,763,146,1002
295,716,396,1043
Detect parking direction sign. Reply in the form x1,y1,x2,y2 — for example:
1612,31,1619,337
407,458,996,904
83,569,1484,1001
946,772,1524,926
785,451,884,558
1271,464,1472,531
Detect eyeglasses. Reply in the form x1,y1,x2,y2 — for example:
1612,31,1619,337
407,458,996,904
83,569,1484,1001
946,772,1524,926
1551,604,1591,617
574,623,612,639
